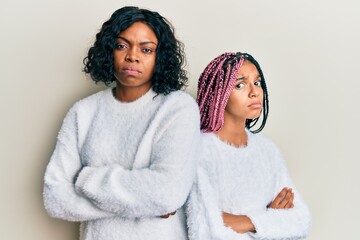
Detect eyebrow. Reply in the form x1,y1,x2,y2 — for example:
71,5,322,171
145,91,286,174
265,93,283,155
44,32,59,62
117,36,158,46
236,77,245,81
236,74,261,81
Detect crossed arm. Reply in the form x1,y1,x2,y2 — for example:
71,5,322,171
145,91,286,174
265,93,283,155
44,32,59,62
222,187,294,234
44,103,200,221
187,141,311,240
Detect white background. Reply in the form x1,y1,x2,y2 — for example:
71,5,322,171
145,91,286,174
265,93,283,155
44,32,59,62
1,0,359,239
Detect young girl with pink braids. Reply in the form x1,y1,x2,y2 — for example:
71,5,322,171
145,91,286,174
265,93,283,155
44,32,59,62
186,52,311,239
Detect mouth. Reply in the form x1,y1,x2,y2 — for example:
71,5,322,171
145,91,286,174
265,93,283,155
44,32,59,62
121,66,142,74
248,102,262,109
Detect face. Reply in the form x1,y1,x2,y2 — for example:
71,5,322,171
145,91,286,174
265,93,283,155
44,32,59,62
113,21,158,91
225,60,264,122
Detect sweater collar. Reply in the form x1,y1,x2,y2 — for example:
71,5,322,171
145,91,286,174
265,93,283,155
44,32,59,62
104,87,158,111
209,128,255,150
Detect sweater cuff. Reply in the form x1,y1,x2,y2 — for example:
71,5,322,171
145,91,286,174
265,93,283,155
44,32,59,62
246,209,268,238
247,208,289,238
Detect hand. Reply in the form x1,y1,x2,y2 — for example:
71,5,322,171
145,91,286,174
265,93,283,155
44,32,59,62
222,212,256,234
159,211,176,218
267,187,294,209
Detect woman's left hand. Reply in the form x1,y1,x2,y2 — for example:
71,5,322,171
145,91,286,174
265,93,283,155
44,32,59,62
222,212,256,233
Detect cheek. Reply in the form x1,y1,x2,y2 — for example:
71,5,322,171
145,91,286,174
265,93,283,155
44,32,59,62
259,89,264,101
147,57,156,69
145,58,156,75
113,55,120,68
226,95,246,113
113,52,124,64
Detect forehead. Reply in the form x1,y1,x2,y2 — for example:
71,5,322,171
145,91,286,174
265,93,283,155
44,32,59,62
118,21,158,42
237,60,259,77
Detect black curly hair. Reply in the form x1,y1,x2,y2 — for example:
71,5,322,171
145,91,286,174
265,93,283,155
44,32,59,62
83,6,188,95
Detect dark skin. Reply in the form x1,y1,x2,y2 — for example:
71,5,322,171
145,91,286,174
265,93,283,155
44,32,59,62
113,22,157,102
217,61,294,233
268,187,294,209
159,211,177,219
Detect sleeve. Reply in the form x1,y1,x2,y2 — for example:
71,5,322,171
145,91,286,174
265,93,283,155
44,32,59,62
247,143,312,240
186,166,218,240
186,152,250,240
74,102,200,219
43,107,115,222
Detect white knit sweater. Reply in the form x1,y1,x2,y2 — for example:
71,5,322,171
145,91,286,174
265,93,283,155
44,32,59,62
186,131,311,240
43,88,200,240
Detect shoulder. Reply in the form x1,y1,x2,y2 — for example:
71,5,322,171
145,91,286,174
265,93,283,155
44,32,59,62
250,132,279,152
250,132,286,167
151,91,200,140
161,90,198,109
197,133,217,169
71,88,109,111
61,88,109,125
156,90,199,121
200,132,216,147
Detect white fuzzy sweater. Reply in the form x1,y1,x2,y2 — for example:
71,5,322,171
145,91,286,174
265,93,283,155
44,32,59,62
43,88,200,240
186,131,311,240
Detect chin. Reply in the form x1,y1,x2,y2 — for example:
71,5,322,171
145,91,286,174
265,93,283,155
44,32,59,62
247,113,262,119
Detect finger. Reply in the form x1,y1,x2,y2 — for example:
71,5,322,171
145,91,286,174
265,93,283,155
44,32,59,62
160,214,170,218
284,192,294,208
273,188,288,206
279,190,292,208
160,211,177,218
270,188,288,208
285,189,294,206
287,190,295,208
279,190,291,208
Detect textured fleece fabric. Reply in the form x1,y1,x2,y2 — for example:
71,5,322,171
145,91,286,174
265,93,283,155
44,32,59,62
44,88,200,240
186,131,311,240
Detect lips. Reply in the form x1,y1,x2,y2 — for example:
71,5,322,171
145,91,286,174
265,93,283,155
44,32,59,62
121,66,142,74
248,102,262,109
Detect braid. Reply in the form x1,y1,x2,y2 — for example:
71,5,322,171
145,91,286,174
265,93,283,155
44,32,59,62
197,52,244,132
197,52,269,133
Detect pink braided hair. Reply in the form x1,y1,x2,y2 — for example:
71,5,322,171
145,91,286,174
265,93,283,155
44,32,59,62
197,52,245,133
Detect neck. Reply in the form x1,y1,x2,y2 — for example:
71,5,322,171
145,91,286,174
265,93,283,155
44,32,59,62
215,112,247,147
114,84,152,102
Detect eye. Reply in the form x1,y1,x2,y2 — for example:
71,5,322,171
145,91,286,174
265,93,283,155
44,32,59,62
116,44,127,50
254,81,262,87
235,83,244,89
142,48,153,54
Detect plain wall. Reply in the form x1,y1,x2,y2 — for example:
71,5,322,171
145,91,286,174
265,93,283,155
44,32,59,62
1,0,359,239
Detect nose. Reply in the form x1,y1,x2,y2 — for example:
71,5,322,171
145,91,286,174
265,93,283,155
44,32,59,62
249,85,260,98
125,48,139,62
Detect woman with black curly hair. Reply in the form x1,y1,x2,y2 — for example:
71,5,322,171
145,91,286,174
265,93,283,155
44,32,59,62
43,6,200,240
